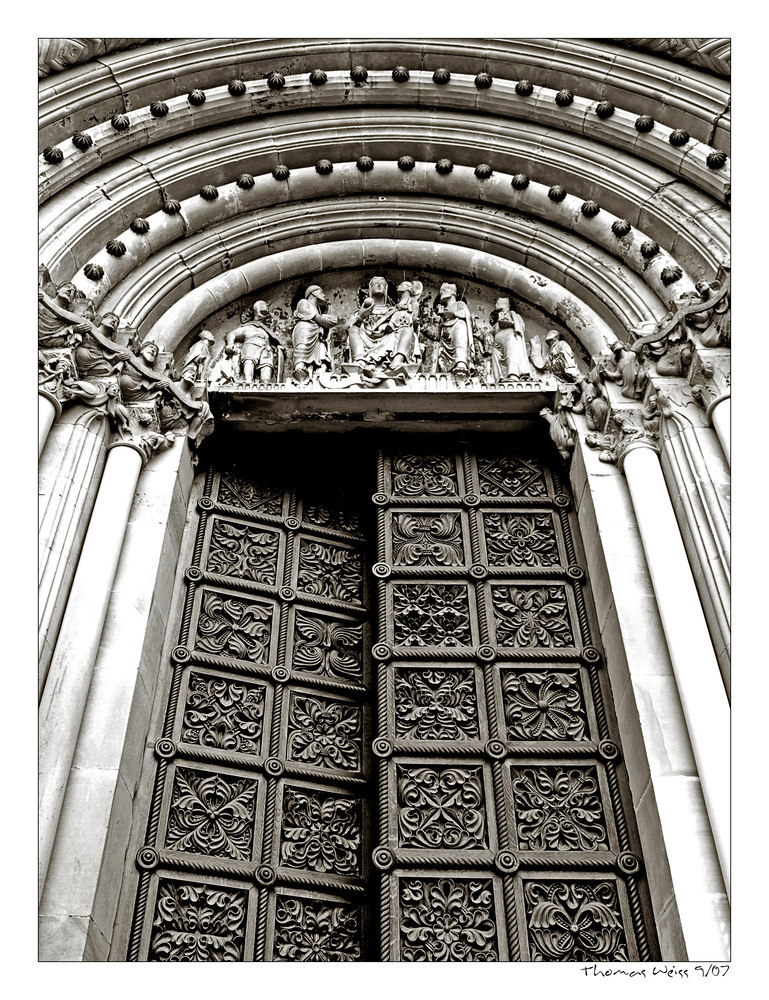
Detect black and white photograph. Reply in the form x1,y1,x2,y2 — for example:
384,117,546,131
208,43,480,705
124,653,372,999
34,26,736,977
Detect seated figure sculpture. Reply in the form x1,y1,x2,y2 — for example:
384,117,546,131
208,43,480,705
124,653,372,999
292,284,338,382
490,296,531,382
435,283,473,378
347,277,422,376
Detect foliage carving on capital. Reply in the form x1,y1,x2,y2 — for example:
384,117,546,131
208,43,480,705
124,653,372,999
39,266,213,458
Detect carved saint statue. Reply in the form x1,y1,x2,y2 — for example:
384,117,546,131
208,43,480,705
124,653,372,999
180,330,216,391
435,283,473,377
490,297,531,381
292,284,338,382
347,277,422,374
543,330,582,384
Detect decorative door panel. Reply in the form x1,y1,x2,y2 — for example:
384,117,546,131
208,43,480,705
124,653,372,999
371,442,658,962
127,438,658,962
128,463,373,961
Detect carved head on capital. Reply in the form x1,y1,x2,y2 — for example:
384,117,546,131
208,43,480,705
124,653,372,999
139,340,160,367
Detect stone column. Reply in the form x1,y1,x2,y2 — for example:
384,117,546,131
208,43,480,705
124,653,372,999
39,436,195,960
621,441,730,894
39,390,61,455
39,407,111,697
39,441,145,901
708,394,730,465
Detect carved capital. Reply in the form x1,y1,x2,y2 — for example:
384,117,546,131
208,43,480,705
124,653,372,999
38,269,214,452
585,402,660,471
688,347,731,418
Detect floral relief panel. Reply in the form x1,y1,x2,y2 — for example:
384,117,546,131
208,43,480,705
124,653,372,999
279,786,362,876
476,453,548,499
391,512,465,566
181,672,266,755
194,590,274,663
217,472,284,515
523,881,629,962
150,880,248,962
482,511,559,568
399,877,499,961
509,766,609,851
273,896,362,961
286,694,363,771
302,498,363,537
390,454,458,498
292,611,363,681
501,670,588,741
491,585,574,648
297,538,364,605
393,584,472,647
165,767,258,861
394,668,479,741
397,766,488,850
205,518,280,584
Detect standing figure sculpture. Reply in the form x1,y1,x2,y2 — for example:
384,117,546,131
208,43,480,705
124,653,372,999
435,283,473,379
180,330,216,392
347,277,422,375
490,297,531,382
226,303,280,385
292,285,338,382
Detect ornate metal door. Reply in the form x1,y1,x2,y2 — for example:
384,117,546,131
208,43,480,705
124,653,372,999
127,437,658,962
128,457,374,961
371,442,657,961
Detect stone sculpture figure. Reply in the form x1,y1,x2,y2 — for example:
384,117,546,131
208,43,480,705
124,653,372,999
603,341,648,400
490,297,531,381
292,285,338,382
119,340,171,403
543,330,582,384
180,330,216,391
226,303,281,385
347,277,422,375
435,283,473,378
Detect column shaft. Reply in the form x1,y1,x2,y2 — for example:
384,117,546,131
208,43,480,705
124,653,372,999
39,409,110,697
38,443,143,900
38,392,60,455
622,444,730,893
709,397,730,465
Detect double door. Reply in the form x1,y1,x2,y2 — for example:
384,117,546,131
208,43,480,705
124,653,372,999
126,435,657,961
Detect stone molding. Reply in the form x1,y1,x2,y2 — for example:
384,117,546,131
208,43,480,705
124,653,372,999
38,38,730,152
39,73,730,207
615,38,730,78
40,111,728,285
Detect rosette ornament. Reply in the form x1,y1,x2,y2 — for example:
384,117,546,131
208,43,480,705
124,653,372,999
548,185,567,202
475,72,493,89
392,66,410,82
555,89,573,107
435,158,453,175
111,114,130,131
272,164,291,181
228,79,247,96
43,146,64,164
511,173,530,190
432,67,451,85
